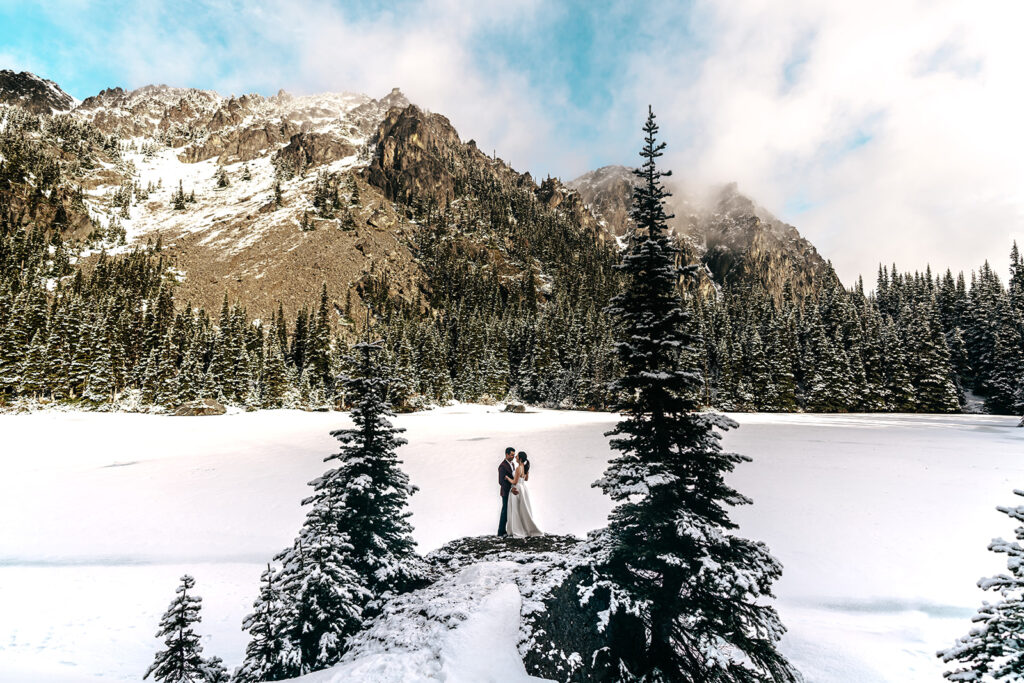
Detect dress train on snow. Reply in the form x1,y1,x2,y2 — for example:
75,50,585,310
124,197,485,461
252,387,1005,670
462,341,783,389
506,481,543,538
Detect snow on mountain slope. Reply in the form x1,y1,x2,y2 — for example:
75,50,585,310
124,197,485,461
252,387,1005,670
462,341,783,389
1,407,1021,682
0,70,78,114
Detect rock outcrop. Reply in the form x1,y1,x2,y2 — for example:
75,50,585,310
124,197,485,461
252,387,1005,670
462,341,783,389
367,105,465,206
273,131,358,174
171,398,226,416
0,69,77,114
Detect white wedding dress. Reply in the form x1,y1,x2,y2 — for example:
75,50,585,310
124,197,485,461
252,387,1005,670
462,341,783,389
506,470,543,538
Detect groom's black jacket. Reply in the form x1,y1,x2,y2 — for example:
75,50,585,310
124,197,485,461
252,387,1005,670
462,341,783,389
499,459,513,497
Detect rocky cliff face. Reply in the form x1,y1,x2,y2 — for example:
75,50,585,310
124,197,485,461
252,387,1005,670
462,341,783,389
695,182,839,298
0,70,78,114
76,84,407,166
567,165,637,237
367,104,604,244
570,165,839,298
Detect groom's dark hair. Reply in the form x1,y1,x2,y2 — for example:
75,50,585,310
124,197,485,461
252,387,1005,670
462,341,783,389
505,447,516,456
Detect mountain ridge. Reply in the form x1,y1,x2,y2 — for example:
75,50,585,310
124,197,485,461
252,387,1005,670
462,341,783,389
2,69,837,316
0,69,78,114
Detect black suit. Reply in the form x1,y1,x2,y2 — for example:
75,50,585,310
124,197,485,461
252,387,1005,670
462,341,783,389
498,459,514,536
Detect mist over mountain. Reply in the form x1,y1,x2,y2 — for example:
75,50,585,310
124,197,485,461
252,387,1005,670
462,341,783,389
569,165,839,300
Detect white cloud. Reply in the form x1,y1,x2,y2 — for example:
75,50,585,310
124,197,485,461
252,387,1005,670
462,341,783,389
28,0,1024,284
65,0,560,181
629,0,1024,283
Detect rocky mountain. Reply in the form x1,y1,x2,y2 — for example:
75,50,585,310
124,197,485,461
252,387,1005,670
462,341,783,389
4,71,1008,418
3,78,428,316
2,70,835,321
569,165,839,298
0,70,78,114
0,71,615,324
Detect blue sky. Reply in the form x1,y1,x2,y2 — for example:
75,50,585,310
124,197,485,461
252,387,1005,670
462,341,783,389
1,0,1021,283
0,1,701,179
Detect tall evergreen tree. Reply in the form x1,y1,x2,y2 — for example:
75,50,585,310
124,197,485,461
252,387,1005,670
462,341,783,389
586,108,798,682
310,341,425,600
938,489,1024,680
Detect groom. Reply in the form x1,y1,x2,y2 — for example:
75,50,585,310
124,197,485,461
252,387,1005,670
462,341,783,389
498,446,518,536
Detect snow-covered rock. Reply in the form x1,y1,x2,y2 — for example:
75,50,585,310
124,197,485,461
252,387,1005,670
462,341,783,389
294,536,585,682
0,69,78,114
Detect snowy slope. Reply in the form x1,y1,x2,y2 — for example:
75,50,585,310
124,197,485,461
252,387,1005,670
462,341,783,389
0,407,1021,682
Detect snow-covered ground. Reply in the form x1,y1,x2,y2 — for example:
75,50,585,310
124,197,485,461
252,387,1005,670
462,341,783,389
0,407,1020,682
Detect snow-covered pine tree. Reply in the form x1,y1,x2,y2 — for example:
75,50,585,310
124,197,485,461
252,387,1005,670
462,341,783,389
234,564,299,682
83,327,116,404
938,489,1024,680
882,317,916,411
306,283,333,395
984,310,1024,414
256,340,423,674
202,657,229,683
144,574,221,683
274,506,368,673
587,107,799,682
0,293,30,396
904,301,960,413
767,312,798,411
19,330,48,399
172,180,186,211
261,337,288,408
310,340,425,601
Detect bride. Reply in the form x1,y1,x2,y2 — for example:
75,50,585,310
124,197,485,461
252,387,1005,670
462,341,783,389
506,451,543,537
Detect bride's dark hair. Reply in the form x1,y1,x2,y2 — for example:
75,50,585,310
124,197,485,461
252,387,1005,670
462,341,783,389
517,451,530,474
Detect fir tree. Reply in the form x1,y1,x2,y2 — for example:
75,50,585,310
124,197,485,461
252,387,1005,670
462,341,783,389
172,180,186,211
19,330,48,399
261,338,288,408
586,108,798,682
310,341,424,600
938,489,1024,680
84,328,116,404
203,657,229,683
234,564,299,682
347,173,360,206
144,574,220,683
259,341,423,674
274,507,367,673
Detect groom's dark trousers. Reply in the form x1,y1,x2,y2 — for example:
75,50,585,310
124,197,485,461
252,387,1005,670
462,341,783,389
498,458,513,536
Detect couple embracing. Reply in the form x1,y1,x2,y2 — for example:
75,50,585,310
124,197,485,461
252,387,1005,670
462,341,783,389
497,447,543,538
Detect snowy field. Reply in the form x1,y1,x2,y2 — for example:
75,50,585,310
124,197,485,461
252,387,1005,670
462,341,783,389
0,406,1021,682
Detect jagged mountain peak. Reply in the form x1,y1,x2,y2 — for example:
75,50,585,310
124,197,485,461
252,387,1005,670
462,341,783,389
571,167,838,298
0,69,78,115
